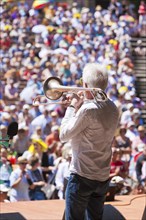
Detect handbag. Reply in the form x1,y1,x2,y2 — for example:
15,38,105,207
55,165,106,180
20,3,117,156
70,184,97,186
41,183,56,199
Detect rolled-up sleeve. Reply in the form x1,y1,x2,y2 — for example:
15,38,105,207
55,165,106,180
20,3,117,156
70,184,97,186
59,106,88,143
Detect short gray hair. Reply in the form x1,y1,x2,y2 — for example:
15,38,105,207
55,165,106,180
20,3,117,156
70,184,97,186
82,63,108,90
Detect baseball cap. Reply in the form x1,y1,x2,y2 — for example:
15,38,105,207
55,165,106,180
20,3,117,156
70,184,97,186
127,121,135,128
23,104,30,110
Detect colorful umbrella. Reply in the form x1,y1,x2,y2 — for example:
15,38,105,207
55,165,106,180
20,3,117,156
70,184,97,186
2,0,16,2
32,0,52,10
119,15,135,23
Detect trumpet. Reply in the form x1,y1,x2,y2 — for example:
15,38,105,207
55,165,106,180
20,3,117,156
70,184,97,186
33,77,108,106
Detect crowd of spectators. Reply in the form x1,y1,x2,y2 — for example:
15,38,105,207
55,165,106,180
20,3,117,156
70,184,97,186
0,0,146,202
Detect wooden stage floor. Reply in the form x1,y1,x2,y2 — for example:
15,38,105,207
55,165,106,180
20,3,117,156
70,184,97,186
0,194,146,220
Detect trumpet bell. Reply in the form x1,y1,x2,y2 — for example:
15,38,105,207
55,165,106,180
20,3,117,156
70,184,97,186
43,77,63,100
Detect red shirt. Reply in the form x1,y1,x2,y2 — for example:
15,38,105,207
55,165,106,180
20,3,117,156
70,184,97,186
110,160,125,174
45,133,60,146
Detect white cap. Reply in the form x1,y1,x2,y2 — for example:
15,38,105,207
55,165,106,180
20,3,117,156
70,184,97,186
51,125,59,132
127,103,134,110
2,112,11,119
10,105,16,110
133,108,141,115
0,124,7,130
23,104,30,110
129,91,135,96
127,121,135,128
0,184,9,192
124,93,131,100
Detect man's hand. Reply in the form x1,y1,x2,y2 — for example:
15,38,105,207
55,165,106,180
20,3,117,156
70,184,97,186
69,92,84,110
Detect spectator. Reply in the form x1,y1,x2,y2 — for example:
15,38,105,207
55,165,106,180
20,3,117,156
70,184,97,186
110,148,128,179
41,141,63,183
115,125,132,162
138,0,146,26
9,105,18,122
1,112,12,127
27,156,47,201
30,108,52,137
30,126,45,140
134,39,146,56
9,156,30,202
4,79,19,101
47,142,58,171
55,143,72,200
129,143,145,182
18,104,33,127
131,108,144,128
24,138,48,162
0,125,8,139
12,128,30,157
23,138,52,182
55,104,66,119
42,62,56,80
125,121,138,142
45,125,60,146
132,125,146,153
120,103,134,125
50,111,61,126
29,101,42,119
0,147,12,188
135,144,146,193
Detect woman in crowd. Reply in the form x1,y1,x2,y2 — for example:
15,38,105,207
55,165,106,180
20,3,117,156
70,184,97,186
115,125,132,164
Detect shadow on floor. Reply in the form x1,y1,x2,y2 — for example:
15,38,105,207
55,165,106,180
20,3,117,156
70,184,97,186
0,212,27,220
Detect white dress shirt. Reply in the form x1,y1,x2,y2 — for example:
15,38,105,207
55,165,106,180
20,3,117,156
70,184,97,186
60,99,119,181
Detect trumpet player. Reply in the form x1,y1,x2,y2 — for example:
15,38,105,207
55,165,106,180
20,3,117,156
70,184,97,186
59,63,119,220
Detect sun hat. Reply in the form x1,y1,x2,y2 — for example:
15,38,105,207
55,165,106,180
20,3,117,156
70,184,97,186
95,5,102,11
51,111,58,117
29,139,48,153
138,125,145,132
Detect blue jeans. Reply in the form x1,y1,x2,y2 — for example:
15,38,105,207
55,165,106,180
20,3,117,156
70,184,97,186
65,173,109,220
29,190,46,201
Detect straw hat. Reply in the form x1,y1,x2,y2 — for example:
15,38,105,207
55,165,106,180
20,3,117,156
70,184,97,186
95,5,102,11
138,125,145,132
29,139,48,153
51,111,58,117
